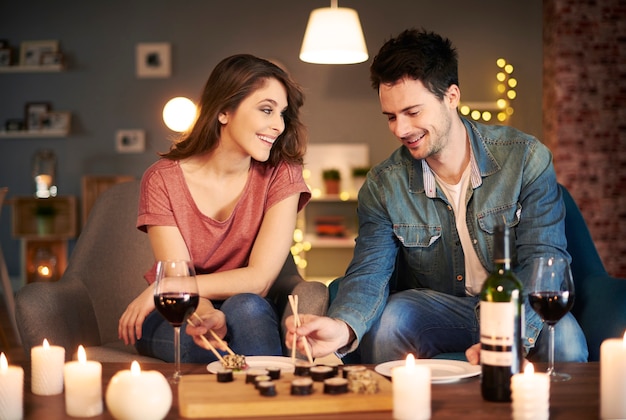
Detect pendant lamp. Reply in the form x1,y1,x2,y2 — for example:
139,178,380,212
299,0,368,64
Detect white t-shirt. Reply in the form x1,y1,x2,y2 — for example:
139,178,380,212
434,164,488,295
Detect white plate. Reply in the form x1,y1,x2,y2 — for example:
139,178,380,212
206,356,296,374
375,359,481,384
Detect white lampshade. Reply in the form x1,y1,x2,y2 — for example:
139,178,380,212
299,4,368,65
163,97,196,132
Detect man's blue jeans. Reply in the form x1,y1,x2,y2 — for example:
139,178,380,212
136,293,283,363
358,289,588,364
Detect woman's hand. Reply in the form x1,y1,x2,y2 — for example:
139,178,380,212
465,343,481,365
185,299,228,352
118,284,156,345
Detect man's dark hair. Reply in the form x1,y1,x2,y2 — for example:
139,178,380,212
370,28,459,100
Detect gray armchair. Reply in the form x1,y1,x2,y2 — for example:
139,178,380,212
15,180,328,362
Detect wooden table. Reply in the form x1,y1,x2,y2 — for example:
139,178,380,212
22,362,599,419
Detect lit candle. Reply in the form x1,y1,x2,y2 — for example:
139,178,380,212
105,361,172,420
391,354,430,420
511,363,550,420
0,353,24,420
31,338,65,395
600,331,626,419
63,345,103,417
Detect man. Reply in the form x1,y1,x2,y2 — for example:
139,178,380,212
287,28,588,364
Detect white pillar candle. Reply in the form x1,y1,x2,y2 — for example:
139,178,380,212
391,354,431,420
31,338,65,395
63,346,103,417
0,353,24,420
105,361,172,420
600,331,626,419
511,363,550,420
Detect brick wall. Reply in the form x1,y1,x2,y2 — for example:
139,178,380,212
543,0,626,278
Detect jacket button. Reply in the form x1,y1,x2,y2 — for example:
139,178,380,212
456,275,463,281
528,337,535,344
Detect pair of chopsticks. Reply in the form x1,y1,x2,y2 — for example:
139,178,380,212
186,312,235,364
288,294,314,364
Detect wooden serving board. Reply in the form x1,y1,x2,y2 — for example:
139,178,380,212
178,369,392,418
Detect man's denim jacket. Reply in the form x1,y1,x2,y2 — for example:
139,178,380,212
328,117,570,354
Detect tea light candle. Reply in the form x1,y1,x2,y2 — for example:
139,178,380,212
105,361,172,420
31,338,65,395
63,346,103,417
391,354,431,420
0,353,23,420
511,363,550,420
600,331,626,419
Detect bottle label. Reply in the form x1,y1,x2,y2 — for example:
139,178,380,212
480,301,514,366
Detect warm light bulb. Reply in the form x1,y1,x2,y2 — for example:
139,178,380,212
508,78,518,88
482,111,492,121
163,97,196,132
507,90,517,100
496,58,506,68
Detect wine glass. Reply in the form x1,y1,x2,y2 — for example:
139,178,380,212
528,257,575,381
154,260,199,383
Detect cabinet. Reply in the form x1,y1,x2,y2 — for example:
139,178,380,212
11,196,77,283
295,196,358,284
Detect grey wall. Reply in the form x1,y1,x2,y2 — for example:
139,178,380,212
0,0,542,280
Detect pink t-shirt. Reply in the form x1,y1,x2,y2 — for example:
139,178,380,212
137,158,311,283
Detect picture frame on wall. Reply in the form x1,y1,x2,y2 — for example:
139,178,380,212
0,48,11,67
20,40,58,66
25,102,51,130
41,111,71,132
136,42,171,78
40,51,64,67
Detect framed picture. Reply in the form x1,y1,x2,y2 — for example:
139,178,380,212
20,40,58,66
136,43,171,78
25,102,51,130
115,129,146,153
41,111,71,132
4,119,24,132
0,48,11,67
40,51,64,66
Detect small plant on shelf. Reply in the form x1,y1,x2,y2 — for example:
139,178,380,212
322,169,341,195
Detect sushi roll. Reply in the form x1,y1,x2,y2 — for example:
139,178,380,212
310,365,334,382
216,369,234,383
290,377,314,396
245,368,268,384
323,377,349,395
294,360,313,377
342,365,367,378
254,374,272,389
266,366,281,380
257,381,277,397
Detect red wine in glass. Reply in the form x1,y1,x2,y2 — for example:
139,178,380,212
154,292,200,327
528,291,574,325
154,260,199,383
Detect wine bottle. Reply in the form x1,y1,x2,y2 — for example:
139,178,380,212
479,223,523,402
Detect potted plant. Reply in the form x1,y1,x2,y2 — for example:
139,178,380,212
322,169,341,195
352,167,370,194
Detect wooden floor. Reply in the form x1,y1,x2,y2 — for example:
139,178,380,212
0,294,26,364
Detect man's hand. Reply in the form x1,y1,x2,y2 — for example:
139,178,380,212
285,314,354,358
465,342,481,365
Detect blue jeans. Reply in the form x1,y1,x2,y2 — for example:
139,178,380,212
357,289,588,364
136,293,283,363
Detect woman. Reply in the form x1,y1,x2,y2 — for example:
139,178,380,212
118,54,310,363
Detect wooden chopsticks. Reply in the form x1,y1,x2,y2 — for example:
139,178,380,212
288,294,314,364
192,313,236,356
186,318,225,363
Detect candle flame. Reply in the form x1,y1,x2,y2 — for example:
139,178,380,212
131,360,141,376
405,353,416,370
77,345,86,363
623,331,626,347
43,338,50,349
524,363,535,375
0,353,7,371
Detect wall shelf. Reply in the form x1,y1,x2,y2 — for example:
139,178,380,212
0,129,69,138
0,64,64,73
